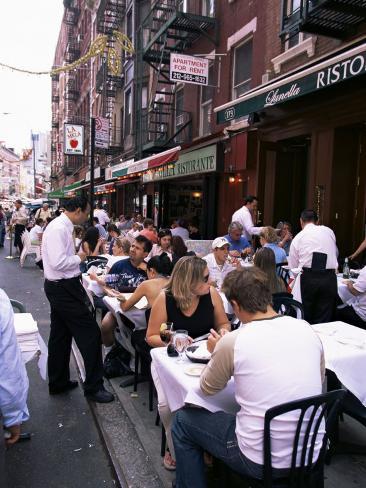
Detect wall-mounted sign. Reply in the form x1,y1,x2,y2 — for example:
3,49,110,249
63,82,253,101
56,143,63,166
142,144,216,183
64,124,84,155
95,116,110,149
85,167,101,182
170,53,209,86
216,41,366,123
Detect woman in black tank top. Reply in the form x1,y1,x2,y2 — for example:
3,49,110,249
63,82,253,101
146,256,230,345
146,256,230,469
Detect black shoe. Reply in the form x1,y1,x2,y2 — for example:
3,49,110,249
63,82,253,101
85,388,114,403
49,380,79,395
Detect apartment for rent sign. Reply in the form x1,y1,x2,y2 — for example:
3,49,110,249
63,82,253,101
170,53,209,86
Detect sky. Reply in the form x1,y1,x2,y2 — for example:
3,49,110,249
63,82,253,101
0,1,64,153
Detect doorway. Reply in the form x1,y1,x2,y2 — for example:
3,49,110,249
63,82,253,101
260,136,310,234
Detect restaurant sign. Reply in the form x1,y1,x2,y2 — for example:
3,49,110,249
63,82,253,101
216,42,366,124
142,145,216,183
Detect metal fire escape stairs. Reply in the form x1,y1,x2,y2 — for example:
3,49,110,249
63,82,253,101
96,0,125,156
281,0,366,41
138,0,217,155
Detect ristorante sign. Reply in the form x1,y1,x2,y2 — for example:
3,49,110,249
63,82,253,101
216,42,366,123
142,145,217,183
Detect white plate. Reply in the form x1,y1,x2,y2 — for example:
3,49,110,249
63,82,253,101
184,365,206,376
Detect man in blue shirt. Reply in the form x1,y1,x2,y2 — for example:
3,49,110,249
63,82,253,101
0,289,29,449
93,216,107,239
224,222,252,257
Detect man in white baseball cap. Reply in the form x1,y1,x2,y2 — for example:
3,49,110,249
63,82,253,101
203,237,238,290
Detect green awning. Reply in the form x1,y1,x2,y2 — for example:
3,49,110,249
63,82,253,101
215,41,366,123
63,179,85,192
48,189,65,198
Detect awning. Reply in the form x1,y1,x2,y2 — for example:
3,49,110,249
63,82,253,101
94,182,116,194
112,146,181,178
63,179,85,192
215,41,366,124
48,189,65,198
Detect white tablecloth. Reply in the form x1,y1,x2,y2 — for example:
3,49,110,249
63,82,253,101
82,273,105,298
313,321,366,405
103,296,147,330
150,347,238,415
13,313,47,380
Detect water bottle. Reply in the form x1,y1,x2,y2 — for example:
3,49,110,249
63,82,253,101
343,258,350,279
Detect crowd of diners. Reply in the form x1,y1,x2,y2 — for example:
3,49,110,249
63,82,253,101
2,193,366,487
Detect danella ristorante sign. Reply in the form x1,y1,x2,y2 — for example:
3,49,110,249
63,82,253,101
216,43,366,123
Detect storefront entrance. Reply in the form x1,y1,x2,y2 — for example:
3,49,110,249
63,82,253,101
260,136,309,233
160,178,204,230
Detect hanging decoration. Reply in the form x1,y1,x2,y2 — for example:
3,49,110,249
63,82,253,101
0,31,134,77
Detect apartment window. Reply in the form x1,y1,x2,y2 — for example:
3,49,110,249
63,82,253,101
202,0,215,17
233,39,253,98
124,89,132,136
284,0,303,48
200,64,214,136
126,9,133,40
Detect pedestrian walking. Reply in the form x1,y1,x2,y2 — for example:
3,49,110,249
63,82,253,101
0,205,6,247
42,196,114,403
11,199,28,254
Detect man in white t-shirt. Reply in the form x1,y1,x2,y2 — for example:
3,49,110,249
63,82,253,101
336,266,366,329
172,267,324,486
231,195,263,242
93,204,110,227
203,237,237,290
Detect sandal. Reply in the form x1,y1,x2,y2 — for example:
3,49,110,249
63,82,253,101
163,451,176,471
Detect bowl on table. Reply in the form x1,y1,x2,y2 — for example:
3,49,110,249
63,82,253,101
186,340,211,364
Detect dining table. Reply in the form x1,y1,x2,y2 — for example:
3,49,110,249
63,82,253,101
150,320,366,415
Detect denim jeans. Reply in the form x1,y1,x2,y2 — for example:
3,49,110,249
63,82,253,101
172,408,263,488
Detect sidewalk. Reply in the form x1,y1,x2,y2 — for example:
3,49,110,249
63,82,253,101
0,243,119,488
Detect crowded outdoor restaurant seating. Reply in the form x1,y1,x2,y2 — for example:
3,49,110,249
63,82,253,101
3,196,366,488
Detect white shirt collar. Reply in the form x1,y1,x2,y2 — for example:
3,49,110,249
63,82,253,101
60,212,75,232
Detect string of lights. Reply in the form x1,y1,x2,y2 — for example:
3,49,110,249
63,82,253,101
0,32,134,77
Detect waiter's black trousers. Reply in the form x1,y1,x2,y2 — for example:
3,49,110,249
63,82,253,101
44,277,103,394
300,269,337,324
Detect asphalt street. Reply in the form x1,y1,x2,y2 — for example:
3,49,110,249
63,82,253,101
0,240,118,488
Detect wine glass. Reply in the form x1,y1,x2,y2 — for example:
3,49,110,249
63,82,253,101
160,321,174,344
173,329,189,363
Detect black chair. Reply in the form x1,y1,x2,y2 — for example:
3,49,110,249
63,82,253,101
86,257,108,271
10,299,26,313
243,389,346,488
131,309,155,411
272,295,304,320
276,263,291,286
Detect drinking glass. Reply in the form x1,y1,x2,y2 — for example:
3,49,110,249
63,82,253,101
160,321,174,344
173,329,189,363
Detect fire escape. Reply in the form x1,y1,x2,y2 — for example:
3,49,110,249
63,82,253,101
63,3,80,175
96,0,125,155
137,0,217,155
281,0,366,41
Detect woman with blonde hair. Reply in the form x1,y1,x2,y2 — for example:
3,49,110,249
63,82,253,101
259,226,287,264
146,256,230,470
105,237,131,272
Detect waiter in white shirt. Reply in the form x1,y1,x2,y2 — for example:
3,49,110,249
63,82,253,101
288,209,338,324
42,196,113,403
94,203,110,227
231,196,263,242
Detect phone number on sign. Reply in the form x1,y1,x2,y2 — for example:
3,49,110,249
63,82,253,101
171,72,207,84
